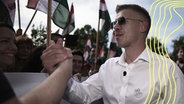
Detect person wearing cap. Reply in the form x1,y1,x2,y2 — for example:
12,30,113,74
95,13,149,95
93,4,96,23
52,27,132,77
0,23,73,104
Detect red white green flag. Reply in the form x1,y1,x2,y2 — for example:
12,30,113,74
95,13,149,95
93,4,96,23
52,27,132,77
98,45,105,59
99,0,111,37
108,33,117,58
107,31,122,59
27,0,73,33
62,3,75,35
83,36,92,61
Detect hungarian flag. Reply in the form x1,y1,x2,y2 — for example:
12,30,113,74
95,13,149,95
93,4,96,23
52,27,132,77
107,31,122,59
98,45,105,59
83,36,92,61
99,0,111,37
27,0,72,33
62,3,75,35
108,33,117,58
0,0,16,26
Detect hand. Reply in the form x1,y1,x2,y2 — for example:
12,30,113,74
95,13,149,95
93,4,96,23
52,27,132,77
41,38,72,74
57,54,73,77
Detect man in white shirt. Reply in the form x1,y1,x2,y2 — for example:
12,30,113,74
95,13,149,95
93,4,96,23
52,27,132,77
41,4,184,104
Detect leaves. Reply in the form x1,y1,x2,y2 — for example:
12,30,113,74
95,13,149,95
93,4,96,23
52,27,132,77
31,24,46,47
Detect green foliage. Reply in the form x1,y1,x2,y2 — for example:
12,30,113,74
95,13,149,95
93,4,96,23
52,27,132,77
31,24,47,47
146,37,167,55
171,35,184,61
72,25,94,51
73,24,108,53
30,24,109,61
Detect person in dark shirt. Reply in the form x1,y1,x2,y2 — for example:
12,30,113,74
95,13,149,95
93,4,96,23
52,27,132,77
0,23,73,104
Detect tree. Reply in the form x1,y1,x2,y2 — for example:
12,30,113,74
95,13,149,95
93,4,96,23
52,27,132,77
72,24,109,63
171,35,184,61
72,25,91,51
31,24,47,47
146,37,167,55
72,25,96,50
30,24,109,62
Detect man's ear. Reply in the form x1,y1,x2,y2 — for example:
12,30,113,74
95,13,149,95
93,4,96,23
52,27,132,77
140,21,148,33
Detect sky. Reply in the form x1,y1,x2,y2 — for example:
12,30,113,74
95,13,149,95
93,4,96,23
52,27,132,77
13,0,184,53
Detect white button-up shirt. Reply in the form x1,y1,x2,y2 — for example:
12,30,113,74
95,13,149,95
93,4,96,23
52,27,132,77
66,48,184,104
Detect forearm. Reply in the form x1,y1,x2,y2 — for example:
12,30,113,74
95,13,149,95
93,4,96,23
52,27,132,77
2,97,22,104
64,73,103,104
64,78,84,104
20,59,72,104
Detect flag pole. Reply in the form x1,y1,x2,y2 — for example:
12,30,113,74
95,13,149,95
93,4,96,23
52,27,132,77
95,1,101,71
23,9,38,35
47,0,52,47
17,0,21,29
107,31,113,59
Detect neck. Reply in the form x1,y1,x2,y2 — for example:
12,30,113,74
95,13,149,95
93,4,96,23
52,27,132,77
124,45,145,64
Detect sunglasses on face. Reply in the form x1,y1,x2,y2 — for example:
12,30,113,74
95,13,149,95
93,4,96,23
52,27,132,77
112,16,143,26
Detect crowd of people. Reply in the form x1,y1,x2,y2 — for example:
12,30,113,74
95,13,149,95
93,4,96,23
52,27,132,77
1,2,184,104
0,22,73,104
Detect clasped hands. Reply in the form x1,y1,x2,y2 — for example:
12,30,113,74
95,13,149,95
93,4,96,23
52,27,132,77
41,38,73,74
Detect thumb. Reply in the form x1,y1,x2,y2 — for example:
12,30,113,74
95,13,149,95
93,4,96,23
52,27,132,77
56,38,63,47
49,40,55,46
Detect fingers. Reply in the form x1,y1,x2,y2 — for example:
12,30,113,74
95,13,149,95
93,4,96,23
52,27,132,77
65,48,73,59
56,38,63,46
41,49,68,70
43,38,64,53
49,40,55,46
41,38,73,71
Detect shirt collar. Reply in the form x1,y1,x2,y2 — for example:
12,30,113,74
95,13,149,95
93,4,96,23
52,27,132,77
117,48,151,65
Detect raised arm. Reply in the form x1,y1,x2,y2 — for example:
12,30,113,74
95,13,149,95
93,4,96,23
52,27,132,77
41,38,70,74
20,38,73,104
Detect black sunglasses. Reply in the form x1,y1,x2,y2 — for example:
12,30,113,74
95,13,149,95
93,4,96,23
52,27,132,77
112,16,143,26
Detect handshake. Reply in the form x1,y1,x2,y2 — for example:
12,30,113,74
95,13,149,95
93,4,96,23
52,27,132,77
41,38,73,74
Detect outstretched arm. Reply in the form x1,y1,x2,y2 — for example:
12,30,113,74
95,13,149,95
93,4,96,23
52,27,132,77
41,38,70,74
20,38,73,104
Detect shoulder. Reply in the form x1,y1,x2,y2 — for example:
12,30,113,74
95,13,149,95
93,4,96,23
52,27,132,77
103,57,120,65
99,57,120,71
0,71,16,103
